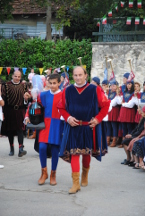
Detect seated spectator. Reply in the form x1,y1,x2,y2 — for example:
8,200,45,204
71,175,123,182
121,106,145,165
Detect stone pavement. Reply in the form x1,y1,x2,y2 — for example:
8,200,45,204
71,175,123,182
0,137,145,216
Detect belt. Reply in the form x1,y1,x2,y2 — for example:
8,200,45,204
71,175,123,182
78,120,89,126
7,105,25,110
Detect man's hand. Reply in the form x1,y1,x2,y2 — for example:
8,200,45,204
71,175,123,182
89,118,99,128
68,116,79,127
25,118,30,125
125,134,132,139
24,92,31,101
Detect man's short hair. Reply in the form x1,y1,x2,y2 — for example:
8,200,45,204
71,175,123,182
49,73,60,83
73,66,87,75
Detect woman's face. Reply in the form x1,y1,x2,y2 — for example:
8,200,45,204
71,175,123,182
46,78,50,88
135,84,140,92
111,84,117,91
127,83,132,91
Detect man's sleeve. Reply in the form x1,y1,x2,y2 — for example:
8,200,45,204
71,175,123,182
95,86,110,123
57,89,70,122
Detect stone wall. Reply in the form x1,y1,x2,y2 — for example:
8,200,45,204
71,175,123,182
91,42,145,86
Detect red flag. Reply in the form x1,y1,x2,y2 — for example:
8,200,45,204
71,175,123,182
109,71,115,82
6,67,11,75
127,71,135,82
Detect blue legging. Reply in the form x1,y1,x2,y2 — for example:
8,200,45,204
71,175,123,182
39,142,59,170
122,122,134,137
106,121,118,137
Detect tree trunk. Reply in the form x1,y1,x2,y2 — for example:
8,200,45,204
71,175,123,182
46,1,52,40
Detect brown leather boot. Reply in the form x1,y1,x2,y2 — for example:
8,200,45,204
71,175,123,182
69,172,81,194
81,166,90,187
38,167,48,185
29,131,36,139
110,137,117,147
50,170,57,186
107,136,111,146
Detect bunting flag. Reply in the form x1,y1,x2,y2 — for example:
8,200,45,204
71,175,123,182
104,68,108,80
22,68,27,75
129,0,133,8
135,17,140,25
108,10,112,17
143,18,145,25
6,67,11,75
0,67,3,75
109,71,115,82
115,4,118,12
137,0,142,8
127,71,135,82
14,67,19,71
97,21,100,27
126,17,131,25
66,66,69,72
102,15,107,24
39,68,43,75
121,1,125,7
83,65,86,70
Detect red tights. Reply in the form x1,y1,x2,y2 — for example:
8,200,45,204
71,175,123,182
71,155,91,172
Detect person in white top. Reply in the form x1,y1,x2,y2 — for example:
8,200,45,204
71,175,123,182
0,82,5,169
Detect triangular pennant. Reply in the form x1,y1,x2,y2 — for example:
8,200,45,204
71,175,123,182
22,68,27,75
108,10,112,17
121,1,125,7
6,67,11,75
83,65,86,70
102,15,107,24
97,21,100,27
14,67,19,71
39,68,43,75
129,0,133,8
135,17,140,25
126,17,131,25
66,66,69,72
0,67,3,75
137,0,142,8
115,4,118,12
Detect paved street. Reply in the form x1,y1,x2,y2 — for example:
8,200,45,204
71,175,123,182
0,136,145,216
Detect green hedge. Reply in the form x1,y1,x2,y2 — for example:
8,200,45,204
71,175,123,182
0,38,92,81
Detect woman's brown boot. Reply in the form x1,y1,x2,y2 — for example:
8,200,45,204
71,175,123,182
81,166,90,187
110,137,117,147
50,170,57,186
69,172,81,194
107,136,111,146
38,167,48,185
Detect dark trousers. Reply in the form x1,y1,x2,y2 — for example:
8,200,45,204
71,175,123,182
106,121,118,137
8,130,24,145
122,123,135,137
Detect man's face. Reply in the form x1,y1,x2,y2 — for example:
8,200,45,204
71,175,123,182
73,67,87,86
12,71,21,83
31,69,34,73
49,78,60,92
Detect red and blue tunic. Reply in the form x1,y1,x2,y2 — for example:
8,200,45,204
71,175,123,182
38,90,63,145
58,83,110,161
